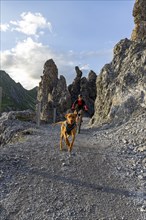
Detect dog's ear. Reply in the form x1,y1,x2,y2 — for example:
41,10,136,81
65,114,68,118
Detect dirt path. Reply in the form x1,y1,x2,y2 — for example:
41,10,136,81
0,118,145,220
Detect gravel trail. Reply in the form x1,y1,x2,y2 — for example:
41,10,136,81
0,117,145,220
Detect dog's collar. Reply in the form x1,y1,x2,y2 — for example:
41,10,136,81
65,121,76,135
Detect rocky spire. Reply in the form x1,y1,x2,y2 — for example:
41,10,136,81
131,0,146,41
68,66,82,103
37,59,71,122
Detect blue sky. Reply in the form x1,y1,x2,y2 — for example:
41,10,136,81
1,0,135,89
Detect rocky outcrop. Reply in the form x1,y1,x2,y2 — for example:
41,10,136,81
37,59,71,122
91,38,146,126
37,61,97,121
68,66,82,102
87,70,97,101
68,67,97,116
131,0,146,41
92,0,146,127
52,75,71,117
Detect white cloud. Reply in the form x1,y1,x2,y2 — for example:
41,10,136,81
1,37,113,89
80,64,90,71
10,12,52,36
1,37,77,89
0,23,10,32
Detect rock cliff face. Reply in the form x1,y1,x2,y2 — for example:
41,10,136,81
37,59,71,122
131,0,146,41
68,67,97,116
92,0,146,126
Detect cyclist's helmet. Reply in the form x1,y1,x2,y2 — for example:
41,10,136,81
78,94,82,98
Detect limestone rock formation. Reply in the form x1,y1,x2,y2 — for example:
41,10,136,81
37,59,71,122
131,0,146,41
68,66,82,102
92,0,146,126
68,67,97,116
91,37,146,126
87,70,97,101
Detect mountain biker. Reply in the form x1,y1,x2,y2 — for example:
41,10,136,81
71,94,88,115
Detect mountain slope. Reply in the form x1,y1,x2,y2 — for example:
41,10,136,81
0,70,37,111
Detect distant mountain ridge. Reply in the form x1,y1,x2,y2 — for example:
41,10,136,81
0,70,37,112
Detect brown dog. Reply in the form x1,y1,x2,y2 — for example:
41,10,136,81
54,113,77,152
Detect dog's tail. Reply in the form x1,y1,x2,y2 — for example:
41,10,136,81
52,121,64,126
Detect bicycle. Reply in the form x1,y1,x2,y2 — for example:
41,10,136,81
75,109,84,134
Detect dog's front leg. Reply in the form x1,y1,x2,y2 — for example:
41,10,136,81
64,133,70,151
69,133,75,152
60,134,63,151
